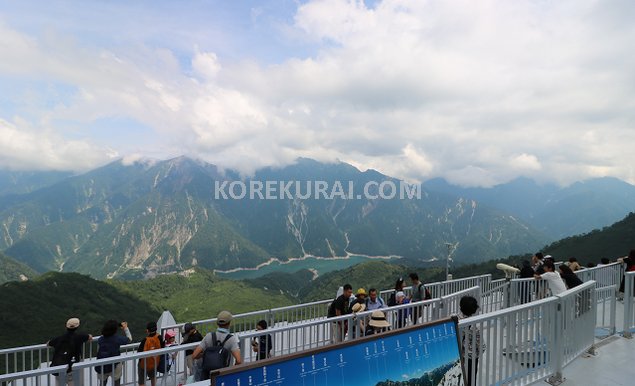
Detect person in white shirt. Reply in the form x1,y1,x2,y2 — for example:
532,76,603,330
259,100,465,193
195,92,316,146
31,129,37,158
534,261,567,296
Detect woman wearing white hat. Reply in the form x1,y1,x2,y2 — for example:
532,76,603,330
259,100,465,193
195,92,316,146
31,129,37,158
365,311,390,336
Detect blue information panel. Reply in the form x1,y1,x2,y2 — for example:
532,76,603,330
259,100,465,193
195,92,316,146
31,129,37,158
211,317,464,386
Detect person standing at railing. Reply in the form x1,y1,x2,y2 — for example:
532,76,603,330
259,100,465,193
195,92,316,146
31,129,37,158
350,302,367,338
395,291,410,329
365,288,386,311
251,320,272,361
328,284,353,343
597,257,611,267
567,257,582,272
191,311,242,380
157,330,177,375
532,252,545,274
458,296,484,386
181,323,203,378
409,272,431,325
618,250,635,298
559,265,583,289
350,288,367,310
534,261,567,296
47,317,93,386
137,322,164,386
387,278,405,307
519,260,535,304
365,310,390,336
95,320,132,386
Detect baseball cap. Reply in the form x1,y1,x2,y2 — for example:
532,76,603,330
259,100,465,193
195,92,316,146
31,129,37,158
217,311,233,325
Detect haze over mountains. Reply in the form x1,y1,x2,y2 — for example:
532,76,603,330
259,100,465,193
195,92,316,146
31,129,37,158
0,156,551,279
424,177,635,239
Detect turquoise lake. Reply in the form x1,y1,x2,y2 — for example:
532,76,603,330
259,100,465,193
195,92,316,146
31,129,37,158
216,255,401,280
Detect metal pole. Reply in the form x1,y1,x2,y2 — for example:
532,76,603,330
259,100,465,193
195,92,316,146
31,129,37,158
445,243,452,280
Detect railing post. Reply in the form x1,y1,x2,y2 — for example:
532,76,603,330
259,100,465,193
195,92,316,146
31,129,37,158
267,309,275,329
624,273,634,339
609,289,617,336
503,280,511,309
546,300,565,385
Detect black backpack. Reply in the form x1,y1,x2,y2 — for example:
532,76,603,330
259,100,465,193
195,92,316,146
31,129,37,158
387,292,397,307
327,299,337,317
419,283,432,300
157,352,171,374
201,333,233,379
51,334,77,370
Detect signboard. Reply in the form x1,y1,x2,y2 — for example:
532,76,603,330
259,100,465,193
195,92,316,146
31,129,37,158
211,317,464,386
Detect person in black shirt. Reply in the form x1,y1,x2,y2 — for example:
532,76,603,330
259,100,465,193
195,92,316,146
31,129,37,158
251,320,273,360
559,265,583,289
181,322,203,378
330,284,353,342
519,260,535,304
47,318,93,386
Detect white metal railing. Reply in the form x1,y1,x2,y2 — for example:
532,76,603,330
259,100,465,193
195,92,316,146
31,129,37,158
458,296,559,386
0,342,198,386
0,287,482,385
160,274,491,341
595,285,617,337
457,280,597,386
481,278,508,314
623,272,635,338
548,281,597,384
0,339,140,376
575,262,623,290
0,282,601,386
509,277,552,306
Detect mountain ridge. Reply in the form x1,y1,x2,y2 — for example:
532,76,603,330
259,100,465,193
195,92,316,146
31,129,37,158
0,156,548,278
424,176,635,239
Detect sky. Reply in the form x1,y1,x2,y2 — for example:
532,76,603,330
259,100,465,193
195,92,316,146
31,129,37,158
1,0,634,187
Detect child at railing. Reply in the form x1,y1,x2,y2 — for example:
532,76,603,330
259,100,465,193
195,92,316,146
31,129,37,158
395,291,410,329
459,296,484,386
251,320,272,360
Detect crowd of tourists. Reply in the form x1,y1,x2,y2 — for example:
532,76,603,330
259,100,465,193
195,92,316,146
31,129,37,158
46,249,635,385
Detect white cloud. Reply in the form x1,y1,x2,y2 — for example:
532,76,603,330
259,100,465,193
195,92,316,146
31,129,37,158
510,154,541,172
0,118,115,171
0,1,634,185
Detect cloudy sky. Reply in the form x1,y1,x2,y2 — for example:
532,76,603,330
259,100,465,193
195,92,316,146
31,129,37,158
1,0,634,186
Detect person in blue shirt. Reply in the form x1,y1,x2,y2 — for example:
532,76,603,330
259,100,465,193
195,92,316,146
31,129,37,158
365,288,386,311
95,320,132,386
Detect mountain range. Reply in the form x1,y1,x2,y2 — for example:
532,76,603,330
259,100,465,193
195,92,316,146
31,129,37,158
544,212,635,262
424,176,635,239
4,201,634,349
0,157,549,278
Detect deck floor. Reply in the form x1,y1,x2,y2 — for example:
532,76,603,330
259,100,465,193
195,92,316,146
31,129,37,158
531,297,635,385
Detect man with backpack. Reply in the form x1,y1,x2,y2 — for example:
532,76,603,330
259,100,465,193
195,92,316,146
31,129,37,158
191,310,242,380
137,322,164,386
409,272,431,325
47,318,93,386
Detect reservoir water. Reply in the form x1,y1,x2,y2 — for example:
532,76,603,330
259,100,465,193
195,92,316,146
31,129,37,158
215,255,401,280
